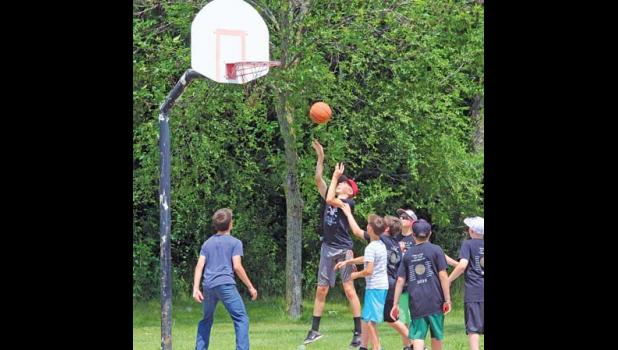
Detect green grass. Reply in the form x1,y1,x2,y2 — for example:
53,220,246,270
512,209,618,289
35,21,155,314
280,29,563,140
134,296,483,350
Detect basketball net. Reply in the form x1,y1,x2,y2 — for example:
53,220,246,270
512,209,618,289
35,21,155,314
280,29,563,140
225,61,281,84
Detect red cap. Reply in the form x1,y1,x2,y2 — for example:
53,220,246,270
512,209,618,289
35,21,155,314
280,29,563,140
338,175,359,197
346,178,359,197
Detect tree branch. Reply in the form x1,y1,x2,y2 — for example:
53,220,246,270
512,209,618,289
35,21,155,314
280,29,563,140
291,0,311,42
245,0,280,32
438,61,468,86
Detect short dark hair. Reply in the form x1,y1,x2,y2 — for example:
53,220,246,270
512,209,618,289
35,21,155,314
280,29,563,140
368,214,385,236
384,215,402,236
212,208,233,231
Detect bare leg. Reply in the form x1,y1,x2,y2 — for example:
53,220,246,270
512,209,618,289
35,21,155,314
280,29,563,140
360,321,369,348
413,340,425,350
431,338,442,350
312,285,329,317
469,333,480,350
342,280,361,317
387,321,411,346
366,321,380,350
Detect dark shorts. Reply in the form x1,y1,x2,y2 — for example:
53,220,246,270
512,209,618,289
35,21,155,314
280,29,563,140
317,243,355,287
464,302,484,334
383,284,397,323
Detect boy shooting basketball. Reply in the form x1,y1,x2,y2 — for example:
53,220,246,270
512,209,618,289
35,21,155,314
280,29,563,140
304,140,363,347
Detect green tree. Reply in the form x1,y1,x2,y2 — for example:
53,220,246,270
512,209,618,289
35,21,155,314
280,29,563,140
133,0,484,319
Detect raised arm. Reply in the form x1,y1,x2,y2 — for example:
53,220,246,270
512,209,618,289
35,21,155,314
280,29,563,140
312,140,328,199
340,202,365,240
232,256,258,300
326,162,345,208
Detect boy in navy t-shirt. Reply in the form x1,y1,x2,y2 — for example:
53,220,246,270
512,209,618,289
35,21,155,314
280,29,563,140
391,219,452,350
449,216,484,350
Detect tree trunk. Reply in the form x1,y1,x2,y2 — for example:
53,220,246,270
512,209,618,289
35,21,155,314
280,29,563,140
275,4,303,318
275,94,304,319
471,94,484,152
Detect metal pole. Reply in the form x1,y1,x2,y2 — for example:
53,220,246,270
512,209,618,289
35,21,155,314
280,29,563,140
158,69,204,350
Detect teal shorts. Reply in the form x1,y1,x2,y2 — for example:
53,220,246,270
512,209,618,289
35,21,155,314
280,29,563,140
409,312,444,341
361,289,388,323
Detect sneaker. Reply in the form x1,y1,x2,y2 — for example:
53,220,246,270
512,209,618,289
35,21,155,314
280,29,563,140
349,331,361,348
303,330,323,344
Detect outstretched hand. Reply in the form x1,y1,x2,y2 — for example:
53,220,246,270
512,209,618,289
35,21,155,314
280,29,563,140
333,162,345,179
334,260,348,270
312,140,324,159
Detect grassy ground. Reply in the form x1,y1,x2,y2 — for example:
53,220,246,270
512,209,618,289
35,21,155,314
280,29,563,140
134,296,483,350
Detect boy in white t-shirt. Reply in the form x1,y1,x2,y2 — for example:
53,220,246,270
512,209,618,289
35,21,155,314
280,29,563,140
336,214,388,350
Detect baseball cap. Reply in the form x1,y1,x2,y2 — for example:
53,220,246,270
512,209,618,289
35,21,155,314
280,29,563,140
337,175,359,197
412,219,432,238
464,216,484,235
396,208,418,221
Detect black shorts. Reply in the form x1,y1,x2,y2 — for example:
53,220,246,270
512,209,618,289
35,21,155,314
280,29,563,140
383,285,397,323
464,302,484,334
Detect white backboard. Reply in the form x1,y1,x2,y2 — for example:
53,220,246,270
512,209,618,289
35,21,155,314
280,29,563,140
191,0,270,84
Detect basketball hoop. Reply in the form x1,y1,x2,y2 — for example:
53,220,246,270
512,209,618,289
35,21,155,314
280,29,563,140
225,61,281,83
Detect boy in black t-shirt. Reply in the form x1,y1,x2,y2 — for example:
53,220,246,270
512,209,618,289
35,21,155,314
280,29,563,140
449,216,484,350
305,140,363,348
391,220,452,350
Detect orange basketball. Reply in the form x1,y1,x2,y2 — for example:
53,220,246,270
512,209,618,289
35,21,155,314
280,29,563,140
309,102,332,124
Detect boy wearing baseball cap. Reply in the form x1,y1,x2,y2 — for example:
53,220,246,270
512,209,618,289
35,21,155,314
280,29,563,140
306,139,363,347
395,209,458,330
391,219,452,350
448,216,484,350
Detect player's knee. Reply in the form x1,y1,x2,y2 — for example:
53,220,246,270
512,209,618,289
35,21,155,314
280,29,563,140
342,283,356,296
316,285,329,297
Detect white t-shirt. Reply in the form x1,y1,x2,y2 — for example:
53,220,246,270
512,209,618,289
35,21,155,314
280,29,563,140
364,240,388,289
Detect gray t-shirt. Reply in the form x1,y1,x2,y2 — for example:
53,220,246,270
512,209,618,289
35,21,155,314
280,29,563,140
364,240,389,289
397,242,448,318
459,239,484,302
199,233,243,290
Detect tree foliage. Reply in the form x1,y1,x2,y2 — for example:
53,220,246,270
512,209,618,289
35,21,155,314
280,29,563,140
133,0,484,300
